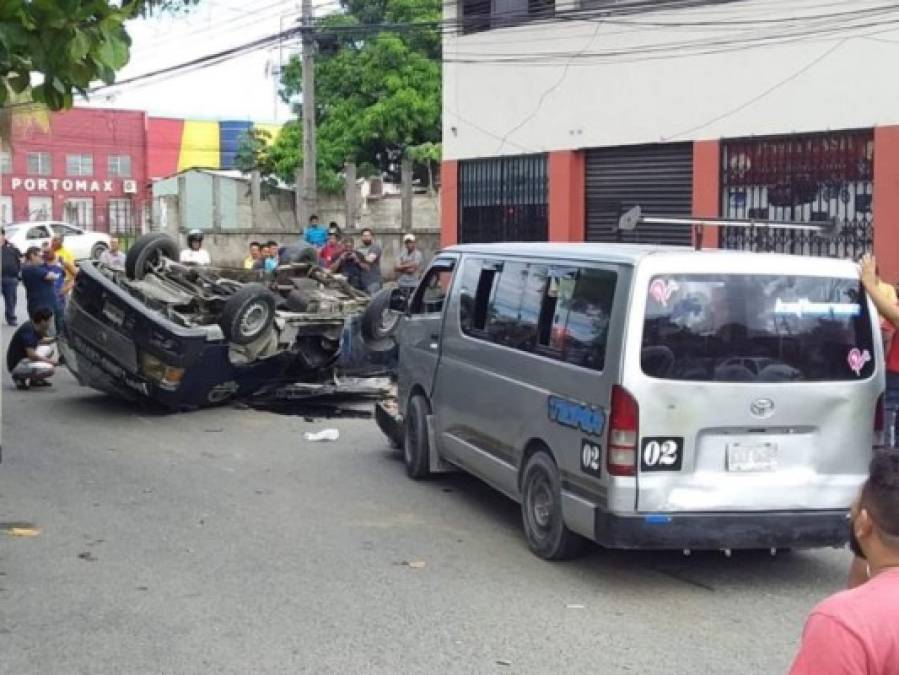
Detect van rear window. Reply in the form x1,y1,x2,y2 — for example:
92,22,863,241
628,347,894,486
641,274,874,382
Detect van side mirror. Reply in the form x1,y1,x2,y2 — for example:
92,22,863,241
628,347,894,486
388,287,408,313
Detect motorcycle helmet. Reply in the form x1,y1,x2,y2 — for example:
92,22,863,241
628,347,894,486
187,229,204,247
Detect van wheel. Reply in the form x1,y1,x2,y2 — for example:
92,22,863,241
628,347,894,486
521,451,587,560
404,394,431,480
125,233,179,280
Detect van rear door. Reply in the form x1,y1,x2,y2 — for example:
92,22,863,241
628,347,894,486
625,256,881,514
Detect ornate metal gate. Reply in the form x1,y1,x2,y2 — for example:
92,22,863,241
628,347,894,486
721,130,874,258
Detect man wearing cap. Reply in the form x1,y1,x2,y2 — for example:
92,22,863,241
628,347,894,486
395,233,424,294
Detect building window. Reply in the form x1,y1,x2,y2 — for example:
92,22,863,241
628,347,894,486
0,150,11,174
27,152,51,176
66,153,94,176
458,154,548,243
108,198,135,235
720,129,874,259
64,197,94,229
108,154,132,178
460,0,554,34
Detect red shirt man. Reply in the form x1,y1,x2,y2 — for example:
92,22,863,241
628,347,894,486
319,227,345,268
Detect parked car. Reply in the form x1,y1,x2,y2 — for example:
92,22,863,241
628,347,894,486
4,221,111,260
371,242,884,559
60,233,383,411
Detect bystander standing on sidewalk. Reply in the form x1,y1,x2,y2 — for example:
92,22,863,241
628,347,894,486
243,241,262,270
861,255,899,447
1,227,22,326
395,233,423,295
43,249,67,335
357,227,382,295
99,237,127,270
320,226,345,268
51,235,77,300
304,214,327,249
21,247,59,326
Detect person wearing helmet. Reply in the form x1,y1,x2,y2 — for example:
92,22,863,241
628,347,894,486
180,229,211,266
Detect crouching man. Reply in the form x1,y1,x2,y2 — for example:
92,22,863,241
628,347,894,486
6,307,58,390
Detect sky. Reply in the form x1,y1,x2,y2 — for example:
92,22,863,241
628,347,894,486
84,0,333,122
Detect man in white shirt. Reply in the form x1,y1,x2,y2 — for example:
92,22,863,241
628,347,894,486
180,229,211,266
99,237,127,270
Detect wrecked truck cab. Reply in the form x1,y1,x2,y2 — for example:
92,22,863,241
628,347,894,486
61,233,377,411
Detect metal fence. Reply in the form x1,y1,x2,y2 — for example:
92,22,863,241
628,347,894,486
458,154,548,243
720,130,874,258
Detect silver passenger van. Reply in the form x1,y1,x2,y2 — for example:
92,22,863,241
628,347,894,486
375,243,884,559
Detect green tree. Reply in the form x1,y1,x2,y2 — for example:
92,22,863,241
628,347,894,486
1,0,196,110
277,0,441,191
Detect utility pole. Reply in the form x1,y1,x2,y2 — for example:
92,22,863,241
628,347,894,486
300,0,317,231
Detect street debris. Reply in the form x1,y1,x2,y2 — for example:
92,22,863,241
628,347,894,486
248,376,392,419
496,659,512,667
3,525,41,537
396,560,427,569
566,604,586,610
303,429,340,442
77,552,98,562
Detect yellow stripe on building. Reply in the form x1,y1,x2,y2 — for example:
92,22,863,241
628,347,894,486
178,120,221,171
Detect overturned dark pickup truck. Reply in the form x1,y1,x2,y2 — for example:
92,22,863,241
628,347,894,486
60,233,392,410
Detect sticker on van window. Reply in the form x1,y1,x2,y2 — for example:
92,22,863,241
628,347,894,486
649,279,679,307
641,437,684,472
774,298,861,318
580,439,603,478
547,396,605,436
847,348,872,376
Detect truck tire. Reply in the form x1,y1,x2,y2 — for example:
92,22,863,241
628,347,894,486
404,394,432,480
125,233,179,280
361,287,401,342
520,451,587,560
219,284,277,345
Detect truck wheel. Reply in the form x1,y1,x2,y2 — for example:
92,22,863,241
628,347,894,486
361,287,401,342
520,451,587,560
219,284,277,345
125,233,179,280
404,394,432,480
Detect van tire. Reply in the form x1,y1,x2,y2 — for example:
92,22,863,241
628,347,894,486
404,394,431,480
521,451,587,560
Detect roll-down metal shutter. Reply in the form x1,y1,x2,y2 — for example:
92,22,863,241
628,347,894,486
585,143,694,245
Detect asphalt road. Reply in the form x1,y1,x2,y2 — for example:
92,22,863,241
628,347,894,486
0,295,852,674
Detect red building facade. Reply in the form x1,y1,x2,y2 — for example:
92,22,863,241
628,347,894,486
1,107,149,233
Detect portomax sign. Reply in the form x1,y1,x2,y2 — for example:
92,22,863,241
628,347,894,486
9,177,137,193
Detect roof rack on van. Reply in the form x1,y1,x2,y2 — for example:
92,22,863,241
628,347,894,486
616,205,840,251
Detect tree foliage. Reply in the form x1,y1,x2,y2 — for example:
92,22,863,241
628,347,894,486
0,0,196,111
271,0,441,190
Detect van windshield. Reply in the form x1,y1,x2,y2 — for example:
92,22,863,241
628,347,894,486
641,274,875,382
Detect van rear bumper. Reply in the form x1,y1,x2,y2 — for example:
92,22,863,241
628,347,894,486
594,509,848,550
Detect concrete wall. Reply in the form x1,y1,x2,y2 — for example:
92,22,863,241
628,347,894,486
443,0,899,160
150,172,444,275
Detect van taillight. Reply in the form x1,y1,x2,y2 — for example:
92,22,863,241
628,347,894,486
608,385,638,477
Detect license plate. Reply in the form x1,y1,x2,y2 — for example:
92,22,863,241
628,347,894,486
726,442,778,472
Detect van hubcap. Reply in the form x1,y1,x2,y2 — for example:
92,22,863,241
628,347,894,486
528,473,553,532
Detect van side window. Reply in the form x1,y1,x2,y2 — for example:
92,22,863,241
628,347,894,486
460,258,499,334
486,262,535,350
537,268,617,371
409,258,456,315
